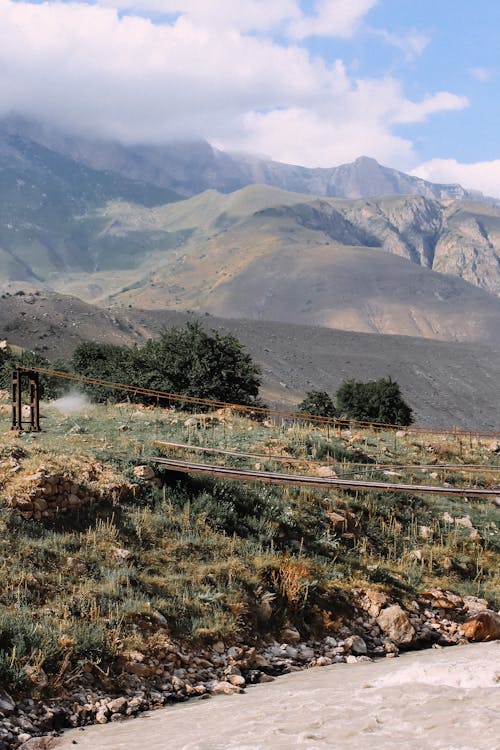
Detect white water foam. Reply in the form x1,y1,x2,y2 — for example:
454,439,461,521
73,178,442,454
371,649,500,689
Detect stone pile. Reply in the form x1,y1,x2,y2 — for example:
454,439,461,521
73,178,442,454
0,588,495,749
4,471,139,521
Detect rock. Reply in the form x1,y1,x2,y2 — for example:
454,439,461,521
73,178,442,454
326,511,346,530
316,465,337,478
362,590,390,618
442,512,454,524
461,611,500,642
126,663,151,677
211,681,242,695
258,674,275,683
133,465,156,480
345,655,358,664
344,635,367,655
462,596,489,614
279,626,301,644
95,707,109,724
421,589,463,609
455,515,473,528
106,697,127,713
226,674,246,687
377,605,416,646
0,688,15,713
488,441,499,452
18,739,58,750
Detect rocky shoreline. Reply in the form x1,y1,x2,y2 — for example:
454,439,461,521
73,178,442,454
2,588,498,750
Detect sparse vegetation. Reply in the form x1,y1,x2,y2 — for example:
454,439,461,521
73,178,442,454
0,393,497,702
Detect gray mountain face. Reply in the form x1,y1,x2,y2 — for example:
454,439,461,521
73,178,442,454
1,114,493,202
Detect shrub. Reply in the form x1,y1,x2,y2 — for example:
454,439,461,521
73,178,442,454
297,390,336,418
336,377,413,425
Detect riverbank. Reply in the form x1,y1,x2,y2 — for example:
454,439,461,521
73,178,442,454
53,641,500,750
3,591,499,749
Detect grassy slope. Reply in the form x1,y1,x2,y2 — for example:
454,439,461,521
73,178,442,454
0,396,498,697
0,133,182,281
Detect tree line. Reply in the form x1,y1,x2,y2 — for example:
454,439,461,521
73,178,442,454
0,321,413,425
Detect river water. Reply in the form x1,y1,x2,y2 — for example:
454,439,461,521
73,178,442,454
56,642,499,750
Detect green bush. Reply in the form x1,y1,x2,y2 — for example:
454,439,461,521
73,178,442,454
297,390,336,418
336,377,413,425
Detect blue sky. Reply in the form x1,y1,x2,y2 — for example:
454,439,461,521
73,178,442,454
1,0,499,195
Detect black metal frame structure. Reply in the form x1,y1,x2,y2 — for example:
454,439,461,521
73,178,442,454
11,368,41,431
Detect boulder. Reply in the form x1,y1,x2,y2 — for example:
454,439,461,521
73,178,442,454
462,596,489,614
18,739,58,750
133,465,156,480
377,605,415,645
362,589,390,618
344,635,367,655
0,688,15,713
461,611,500,642
279,626,301,644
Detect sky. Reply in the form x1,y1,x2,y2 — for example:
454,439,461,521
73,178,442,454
1,0,499,196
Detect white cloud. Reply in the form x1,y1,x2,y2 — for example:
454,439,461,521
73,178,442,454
370,28,429,61
412,159,500,199
468,67,494,82
288,0,378,39
0,0,471,173
393,91,469,124
231,107,415,168
96,0,300,32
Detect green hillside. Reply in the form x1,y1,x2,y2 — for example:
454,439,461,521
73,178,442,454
0,133,182,281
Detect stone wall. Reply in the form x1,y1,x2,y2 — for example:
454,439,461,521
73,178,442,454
4,471,139,521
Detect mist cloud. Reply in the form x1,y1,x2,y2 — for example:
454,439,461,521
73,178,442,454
0,0,473,176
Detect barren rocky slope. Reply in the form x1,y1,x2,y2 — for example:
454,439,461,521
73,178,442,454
1,292,499,429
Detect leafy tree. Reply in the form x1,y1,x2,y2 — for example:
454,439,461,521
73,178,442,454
71,341,142,401
0,349,67,399
297,390,336,418
140,322,262,408
71,323,262,409
336,377,413,426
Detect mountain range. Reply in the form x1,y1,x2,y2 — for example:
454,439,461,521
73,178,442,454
0,115,499,347
1,114,495,202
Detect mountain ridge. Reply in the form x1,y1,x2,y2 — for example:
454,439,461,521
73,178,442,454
2,114,496,203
